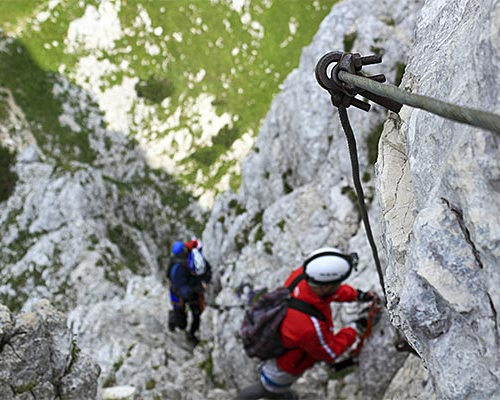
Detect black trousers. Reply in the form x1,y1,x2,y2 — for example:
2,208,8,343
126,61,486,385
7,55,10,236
168,299,202,335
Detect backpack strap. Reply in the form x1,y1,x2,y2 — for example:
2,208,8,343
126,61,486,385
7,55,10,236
169,263,179,281
167,256,189,281
286,272,306,291
288,298,326,322
285,272,326,322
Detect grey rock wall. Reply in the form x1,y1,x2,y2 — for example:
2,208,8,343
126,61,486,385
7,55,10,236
0,300,100,400
377,0,500,398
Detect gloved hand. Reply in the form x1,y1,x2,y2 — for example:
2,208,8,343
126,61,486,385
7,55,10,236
357,290,376,303
350,316,368,336
196,282,207,293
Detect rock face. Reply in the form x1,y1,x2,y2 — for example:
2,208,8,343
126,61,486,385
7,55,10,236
0,300,100,399
377,0,500,398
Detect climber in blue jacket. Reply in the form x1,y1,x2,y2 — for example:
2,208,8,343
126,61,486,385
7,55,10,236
167,239,212,346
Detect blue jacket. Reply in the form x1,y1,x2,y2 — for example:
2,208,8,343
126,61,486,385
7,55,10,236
168,255,212,301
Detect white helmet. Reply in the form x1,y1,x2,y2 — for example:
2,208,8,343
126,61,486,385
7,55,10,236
303,247,358,285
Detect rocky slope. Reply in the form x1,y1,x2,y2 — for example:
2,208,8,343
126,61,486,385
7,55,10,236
2,0,500,399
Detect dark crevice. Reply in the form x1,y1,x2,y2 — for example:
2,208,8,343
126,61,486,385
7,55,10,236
54,381,63,399
7,342,26,362
0,336,10,353
441,197,483,268
487,293,499,339
488,294,498,320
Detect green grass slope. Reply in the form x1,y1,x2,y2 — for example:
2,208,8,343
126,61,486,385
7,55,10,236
1,0,338,204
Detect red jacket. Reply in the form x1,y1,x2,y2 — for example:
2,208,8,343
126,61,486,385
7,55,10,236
276,267,358,375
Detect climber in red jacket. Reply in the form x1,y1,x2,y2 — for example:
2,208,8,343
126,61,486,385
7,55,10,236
236,247,376,400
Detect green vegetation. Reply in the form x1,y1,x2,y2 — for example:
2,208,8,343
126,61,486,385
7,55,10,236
0,253,47,311
189,124,241,170
384,17,396,26
234,209,264,250
253,210,264,225
264,241,273,255
0,92,9,121
341,185,358,206
102,375,117,388
362,171,371,183
0,1,341,314
370,45,384,56
366,122,384,165
370,38,385,57
199,352,226,389
395,62,407,87
199,353,215,382
1,0,339,196
228,198,246,216
343,32,357,52
282,169,294,194
69,338,82,370
0,35,96,165
328,365,357,380
14,379,38,395
113,356,124,372
135,76,175,103
0,0,42,28
254,225,265,242
107,224,142,275
0,145,18,203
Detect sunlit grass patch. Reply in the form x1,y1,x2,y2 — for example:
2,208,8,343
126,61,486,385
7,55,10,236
2,0,339,201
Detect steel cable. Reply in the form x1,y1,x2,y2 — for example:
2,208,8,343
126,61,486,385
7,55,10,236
339,70,500,135
338,106,387,300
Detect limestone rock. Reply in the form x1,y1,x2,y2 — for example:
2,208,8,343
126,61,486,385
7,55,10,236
0,300,100,400
102,386,136,400
377,0,500,398
382,354,435,400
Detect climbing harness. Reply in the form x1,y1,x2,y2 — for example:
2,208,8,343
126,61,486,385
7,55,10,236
315,51,500,301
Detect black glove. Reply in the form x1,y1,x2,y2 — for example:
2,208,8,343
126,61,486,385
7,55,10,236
357,290,376,302
354,316,368,335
